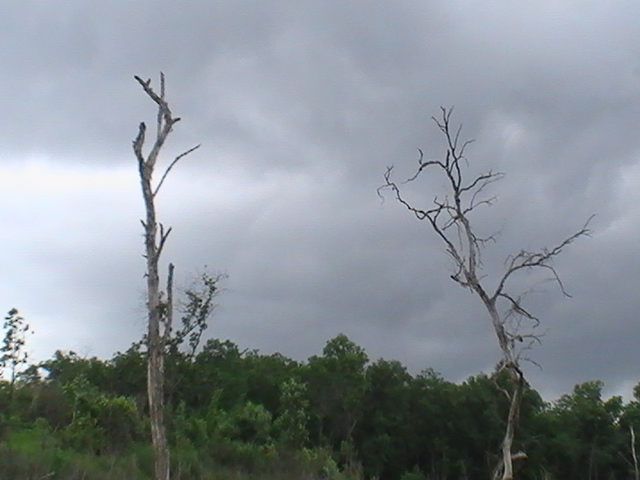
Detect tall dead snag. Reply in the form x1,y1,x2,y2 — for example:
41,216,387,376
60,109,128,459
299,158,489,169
380,107,591,480
132,73,200,480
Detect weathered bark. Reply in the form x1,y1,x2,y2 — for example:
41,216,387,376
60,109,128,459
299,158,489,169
631,425,639,480
133,73,199,480
380,107,590,479
491,364,525,480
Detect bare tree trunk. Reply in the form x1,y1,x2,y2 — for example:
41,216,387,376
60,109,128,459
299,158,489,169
138,125,168,480
631,425,639,480
491,366,525,480
480,296,528,480
133,73,200,480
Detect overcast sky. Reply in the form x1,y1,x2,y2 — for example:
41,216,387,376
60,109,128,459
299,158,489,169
1,1,639,401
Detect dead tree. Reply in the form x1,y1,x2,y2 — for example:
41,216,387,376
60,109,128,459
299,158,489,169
380,107,591,480
132,73,200,480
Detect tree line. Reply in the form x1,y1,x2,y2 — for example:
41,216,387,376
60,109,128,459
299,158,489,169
1,327,639,480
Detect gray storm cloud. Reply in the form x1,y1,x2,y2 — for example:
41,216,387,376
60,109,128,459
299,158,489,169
1,1,639,400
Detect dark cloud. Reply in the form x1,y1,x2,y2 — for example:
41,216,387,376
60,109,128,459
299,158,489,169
1,1,639,400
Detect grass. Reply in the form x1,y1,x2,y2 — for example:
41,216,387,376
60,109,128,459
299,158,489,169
0,426,359,480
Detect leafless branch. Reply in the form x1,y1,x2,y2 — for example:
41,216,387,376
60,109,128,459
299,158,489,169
162,263,174,344
157,223,172,260
133,123,147,167
153,144,201,197
493,215,593,302
157,73,165,139
134,74,178,130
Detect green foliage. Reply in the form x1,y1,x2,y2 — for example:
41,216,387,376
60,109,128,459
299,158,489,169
109,344,147,400
61,413,106,453
27,380,73,428
306,334,369,449
274,377,310,449
296,446,341,479
203,397,273,445
186,339,246,410
170,270,226,358
0,441,148,480
1,308,32,398
42,350,112,391
4,334,640,479
356,359,413,479
399,466,427,480
540,380,626,479
60,374,143,452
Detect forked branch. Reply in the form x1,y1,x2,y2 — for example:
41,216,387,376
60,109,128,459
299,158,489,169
133,73,201,199
493,216,593,302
